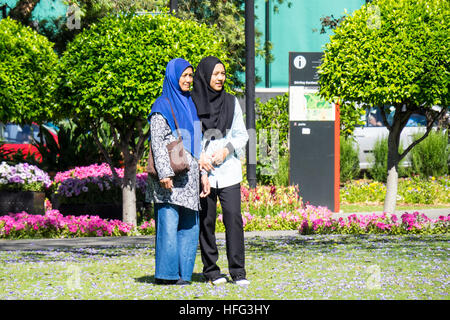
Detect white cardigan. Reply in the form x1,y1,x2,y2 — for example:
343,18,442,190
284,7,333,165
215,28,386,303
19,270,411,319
202,98,249,189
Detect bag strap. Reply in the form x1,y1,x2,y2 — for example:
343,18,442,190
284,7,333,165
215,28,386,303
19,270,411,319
165,97,182,138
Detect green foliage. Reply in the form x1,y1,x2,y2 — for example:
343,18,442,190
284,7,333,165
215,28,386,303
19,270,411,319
31,121,122,173
410,130,449,178
177,0,246,87
56,13,230,126
340,136,360,183
56,13,231,223
339,102,366,138
176,0,292,87
368,136,406,182
319,0,449,108
37,0,168,54
254,93,289,185
272,153,290,186
0,17,58,124
341,176,450,205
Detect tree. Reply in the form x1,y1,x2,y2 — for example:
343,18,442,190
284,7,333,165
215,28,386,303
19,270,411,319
176,0,291,87
55,13,230,225
0,17,58,124
319,0,449,213
4,0,289,85
6,0,40,26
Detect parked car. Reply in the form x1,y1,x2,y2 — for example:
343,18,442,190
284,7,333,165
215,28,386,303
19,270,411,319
0,123,58,162
353,107,430,170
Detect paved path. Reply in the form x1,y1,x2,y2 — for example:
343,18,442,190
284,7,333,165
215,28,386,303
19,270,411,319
0,230,299,251
0,208,448,251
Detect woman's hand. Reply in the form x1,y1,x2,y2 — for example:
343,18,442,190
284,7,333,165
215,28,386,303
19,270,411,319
200,174,210,198
211,148,229,166
159,177,173,191
199,152,214,172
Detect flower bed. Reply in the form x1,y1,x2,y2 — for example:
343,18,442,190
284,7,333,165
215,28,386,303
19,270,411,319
299,212,450,235
0,162,448,239
1,208,448,239
340,175,450,205
0,162,52,192
0,162,52,215
0,210,136,239
235,184,302,217
215,204,332,232
52,163,148,204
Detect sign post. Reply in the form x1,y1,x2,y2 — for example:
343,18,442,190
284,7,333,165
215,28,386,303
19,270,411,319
289,52,340,212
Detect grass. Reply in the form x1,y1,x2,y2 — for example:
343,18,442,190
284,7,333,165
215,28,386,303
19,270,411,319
1,234,448,300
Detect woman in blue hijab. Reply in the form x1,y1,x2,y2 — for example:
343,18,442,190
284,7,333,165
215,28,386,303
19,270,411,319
147,58,210,285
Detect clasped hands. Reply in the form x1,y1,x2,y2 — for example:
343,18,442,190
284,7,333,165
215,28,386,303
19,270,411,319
159,175,210,198
199,148,229,172
159,148,229,197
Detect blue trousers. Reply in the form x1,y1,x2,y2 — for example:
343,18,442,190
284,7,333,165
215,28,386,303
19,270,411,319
154,203,199,281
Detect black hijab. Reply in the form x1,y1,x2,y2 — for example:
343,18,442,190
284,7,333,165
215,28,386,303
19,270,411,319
191,56,235,137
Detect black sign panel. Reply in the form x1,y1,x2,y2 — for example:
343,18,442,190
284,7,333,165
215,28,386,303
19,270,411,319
288,51,339,212
289,121,335,209
289,52,323,86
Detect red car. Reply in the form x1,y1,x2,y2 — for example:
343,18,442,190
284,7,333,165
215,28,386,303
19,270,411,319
0,123,58,162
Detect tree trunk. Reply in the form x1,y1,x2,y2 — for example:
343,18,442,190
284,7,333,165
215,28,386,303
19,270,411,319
383,141,399,214
8,0,40,25
382,105,411,214
122,159,137,226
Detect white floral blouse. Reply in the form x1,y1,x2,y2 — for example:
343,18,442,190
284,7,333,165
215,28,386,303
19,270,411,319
145,113,201,212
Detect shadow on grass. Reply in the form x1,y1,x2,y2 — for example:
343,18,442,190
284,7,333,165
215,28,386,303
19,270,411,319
2,234,448,264
1,244,153,263
244,234,449,255
135,273,206,284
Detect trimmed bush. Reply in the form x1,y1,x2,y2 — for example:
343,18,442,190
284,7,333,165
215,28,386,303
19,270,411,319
0,17,58,124
340,136,360,183
255,93,289,185
368,136,406,181
410,130,449,178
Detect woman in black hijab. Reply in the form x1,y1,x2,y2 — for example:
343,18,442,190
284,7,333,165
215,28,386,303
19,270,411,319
191,56,250,286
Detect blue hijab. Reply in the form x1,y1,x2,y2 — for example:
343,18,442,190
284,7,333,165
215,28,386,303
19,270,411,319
148,58,202,159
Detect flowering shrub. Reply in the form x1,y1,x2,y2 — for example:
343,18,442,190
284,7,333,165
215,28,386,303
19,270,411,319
398,175,450,204
237,184,303,217
138,219,156,235
0,209,137,239
0,162,52,192
341,176,450,205
52,163,148,204
216,205,333,232
1,208,448,239
299,212,450,235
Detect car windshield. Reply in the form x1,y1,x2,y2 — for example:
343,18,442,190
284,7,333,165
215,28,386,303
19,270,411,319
0,123,41,144
363,107,427,128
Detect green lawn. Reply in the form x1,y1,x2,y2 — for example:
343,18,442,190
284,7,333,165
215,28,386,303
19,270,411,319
1,234,448,300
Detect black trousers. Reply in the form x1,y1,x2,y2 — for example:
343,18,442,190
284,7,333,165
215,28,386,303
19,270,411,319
199,183,246,281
